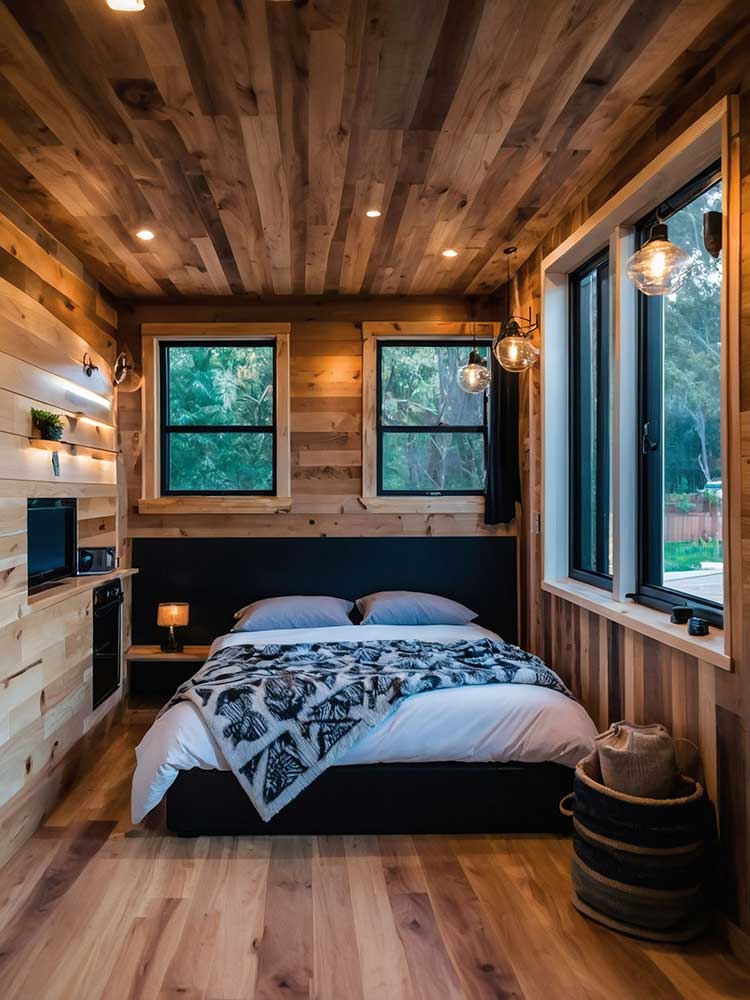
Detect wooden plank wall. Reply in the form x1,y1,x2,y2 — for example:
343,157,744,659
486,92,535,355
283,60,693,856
0,187,124,867
117,297,513,552
512,68,750,933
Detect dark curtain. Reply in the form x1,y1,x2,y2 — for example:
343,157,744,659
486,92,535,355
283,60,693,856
484,353,521,524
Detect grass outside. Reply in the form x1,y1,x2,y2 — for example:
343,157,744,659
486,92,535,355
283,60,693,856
664,539,723,572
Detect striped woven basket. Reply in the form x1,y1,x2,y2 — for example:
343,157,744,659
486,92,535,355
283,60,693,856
561,750,716,942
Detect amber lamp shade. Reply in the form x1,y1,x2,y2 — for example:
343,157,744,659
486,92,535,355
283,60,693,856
157,602,189,652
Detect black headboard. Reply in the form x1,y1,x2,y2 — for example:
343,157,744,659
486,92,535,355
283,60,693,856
131,536,517,645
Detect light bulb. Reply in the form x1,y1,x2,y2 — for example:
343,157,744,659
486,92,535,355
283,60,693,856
136,228,155,241
107,0,145,9
648,250,666,279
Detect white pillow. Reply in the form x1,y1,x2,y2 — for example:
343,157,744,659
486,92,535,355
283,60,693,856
232,595,354,632
356,590,478,626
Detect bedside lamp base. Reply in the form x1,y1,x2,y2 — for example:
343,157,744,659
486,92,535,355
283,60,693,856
160,624,184,653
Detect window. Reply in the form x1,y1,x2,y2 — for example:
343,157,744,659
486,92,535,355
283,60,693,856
159,340,276,495
569,251,612,589
638,164,723,619
376,341,488,495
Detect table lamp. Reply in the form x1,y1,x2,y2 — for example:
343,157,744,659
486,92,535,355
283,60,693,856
157,602,189,652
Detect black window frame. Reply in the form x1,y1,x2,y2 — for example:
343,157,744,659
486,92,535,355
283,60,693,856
159,339,277,497
376,339,489,497
569,248,613,591
636,161,723,625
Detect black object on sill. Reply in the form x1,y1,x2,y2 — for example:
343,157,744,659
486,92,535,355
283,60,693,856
687,617,710,637
670,606,694,624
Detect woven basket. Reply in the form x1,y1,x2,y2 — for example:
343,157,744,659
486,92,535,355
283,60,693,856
561,750,715,942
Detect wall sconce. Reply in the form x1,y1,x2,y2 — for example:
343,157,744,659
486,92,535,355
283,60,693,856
82,353,99,378
626,219,691,296
113,350,142,391
492,247,540,373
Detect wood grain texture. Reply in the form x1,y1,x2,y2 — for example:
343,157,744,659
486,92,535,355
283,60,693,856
2,728,750,999
0,191,126,870
0,1,747,297
509,25,750,939
119,297,512,538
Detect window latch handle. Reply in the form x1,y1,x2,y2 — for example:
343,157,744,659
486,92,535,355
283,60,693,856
642,422,658,454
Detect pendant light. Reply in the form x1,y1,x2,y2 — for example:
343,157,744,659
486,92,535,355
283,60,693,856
493,247,540,373
458,322,492,394
626,217,691,296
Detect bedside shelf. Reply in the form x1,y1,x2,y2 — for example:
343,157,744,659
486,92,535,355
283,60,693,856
125,645,210,721
125,644,211,662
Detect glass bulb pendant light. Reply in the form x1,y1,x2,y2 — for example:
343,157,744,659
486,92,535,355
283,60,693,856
492,247,540,373
626,220,691,296
458,323,492,394
494,319,539,373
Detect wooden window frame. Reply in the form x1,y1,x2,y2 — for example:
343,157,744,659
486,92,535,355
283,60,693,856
361,322,497,514
138,324,291,514
538,97,740,672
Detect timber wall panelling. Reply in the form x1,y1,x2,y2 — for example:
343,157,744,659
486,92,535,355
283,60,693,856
511,43,750,934
0,187,123,867
118,297,513,541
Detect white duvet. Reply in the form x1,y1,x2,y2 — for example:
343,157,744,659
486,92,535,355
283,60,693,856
131,624,597,823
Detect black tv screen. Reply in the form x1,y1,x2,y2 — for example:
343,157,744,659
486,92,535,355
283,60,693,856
27,498,77,590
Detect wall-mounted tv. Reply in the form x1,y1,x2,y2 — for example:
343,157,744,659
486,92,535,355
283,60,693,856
27,498,77,592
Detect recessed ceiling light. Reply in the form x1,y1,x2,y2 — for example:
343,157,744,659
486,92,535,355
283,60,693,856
136,229,155,241
365,209,381,218
107,0,146,10
442,248,458,258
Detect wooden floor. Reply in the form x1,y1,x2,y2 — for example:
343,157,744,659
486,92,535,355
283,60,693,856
1,726,749,999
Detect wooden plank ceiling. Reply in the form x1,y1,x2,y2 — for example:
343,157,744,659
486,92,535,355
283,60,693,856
0,0,746,299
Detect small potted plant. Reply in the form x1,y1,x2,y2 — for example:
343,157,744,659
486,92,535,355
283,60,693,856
31,408,64,442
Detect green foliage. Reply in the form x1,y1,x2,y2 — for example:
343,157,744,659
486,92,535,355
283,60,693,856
165,345,274,492
663,182,722,494
380,344,487,492
31,408,64,441
664,539,723,573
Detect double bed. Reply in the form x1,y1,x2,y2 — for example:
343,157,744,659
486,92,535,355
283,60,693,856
132,622,597,835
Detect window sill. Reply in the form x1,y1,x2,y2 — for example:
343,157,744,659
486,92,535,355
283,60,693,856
542,577,731,672
358,496,485,514
138,497,293,515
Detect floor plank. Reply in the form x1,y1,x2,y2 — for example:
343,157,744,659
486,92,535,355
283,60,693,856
0,723,749,1000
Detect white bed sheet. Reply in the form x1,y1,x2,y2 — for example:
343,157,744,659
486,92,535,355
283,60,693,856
131,624,597,822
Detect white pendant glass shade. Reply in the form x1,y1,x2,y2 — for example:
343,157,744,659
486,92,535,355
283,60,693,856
458,358,492,393
626,223,691,296
493,334,539,373
107,0,145,10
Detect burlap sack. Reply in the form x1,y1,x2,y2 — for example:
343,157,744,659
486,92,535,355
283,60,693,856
595,721,680,799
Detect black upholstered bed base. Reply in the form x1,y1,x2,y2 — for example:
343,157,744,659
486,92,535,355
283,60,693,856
165,761,573,836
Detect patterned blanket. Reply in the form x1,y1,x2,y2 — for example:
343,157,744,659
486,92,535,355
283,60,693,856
164,638,571,821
